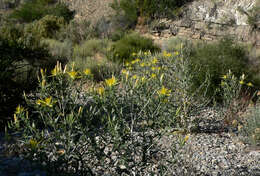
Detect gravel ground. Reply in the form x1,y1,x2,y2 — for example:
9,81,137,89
0,108,259,176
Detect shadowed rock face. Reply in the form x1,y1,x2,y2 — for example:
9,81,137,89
150,0,259,48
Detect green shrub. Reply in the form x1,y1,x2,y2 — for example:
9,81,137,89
109,29,126,41
239,106,260,146
109,33,160,63
188,38,253,102
57,20,95,44
110,0,191,28
42,39,73,63
0,36,51,129
9,0,74,23
7,60,188,174
24,15,66,39
73,39,108,59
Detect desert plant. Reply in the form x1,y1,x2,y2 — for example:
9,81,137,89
109,32,160,63
189,37,253,102
57,19,96,44
239,106,260,146
8,60,189,175
110,0,191,29
24,15,66,39
73,39,108,59
41,38,73,63
9,0,74,23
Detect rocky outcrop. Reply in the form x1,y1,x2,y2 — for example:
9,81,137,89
150,0,260,47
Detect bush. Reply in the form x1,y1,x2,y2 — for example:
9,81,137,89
8,55,190,174
73,39,108,59
57,20,95,44
0,36,51,129
9,0,74,23
110,0,191,28
240,106,260,146
188,38,253,102
41,39,73,63
24,15,66,39
109,33,160,63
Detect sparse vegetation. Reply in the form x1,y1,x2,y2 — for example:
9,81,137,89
109,32,161,63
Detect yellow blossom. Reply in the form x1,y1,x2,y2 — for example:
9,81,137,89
152,58,158,64
184,134,190,142
125,62,130,67
163,51,172,57
29,139,39,149
151,73,156,78
131,58,141,64
222,75,227,79
14,114,18,123
247,82,253,87
239,80,245,85
51,62,63,76
67,71,80,80
97,87,105,95
174,51,179,56
84,68,91,76
140,62,146,67
36,97,55,108
132,75,138,79
141,76,146,82
132,52,137,56
157,86,171,96
105,76,117,87
15,105,24,114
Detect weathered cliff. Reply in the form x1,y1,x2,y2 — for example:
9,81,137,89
151,0,259,47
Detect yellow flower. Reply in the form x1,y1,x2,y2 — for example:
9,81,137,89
151,73,156,78
40,68,46,78
247,82,253,87
140,62,145,67
132,52,137,56
36,97,55,108
131,58,141,64
151,67,161,71
157,86,171,96
97,87,105,95
125,62,130,67
51,62,63,76
152,58,158,64
121,69,128,74
67,71,80,80
174,51,179,56
15,105,24,114
222,75,227,79
51,67,58,76
14,114,18,123
239,80,245,85
105,76,117,87
29,139,39,149
84,68,91,76
132,75,138,79
141,76,146,82
144,52,148,55
163,51,172,57
184,134,190,142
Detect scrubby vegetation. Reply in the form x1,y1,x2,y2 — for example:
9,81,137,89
0,0,260,175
